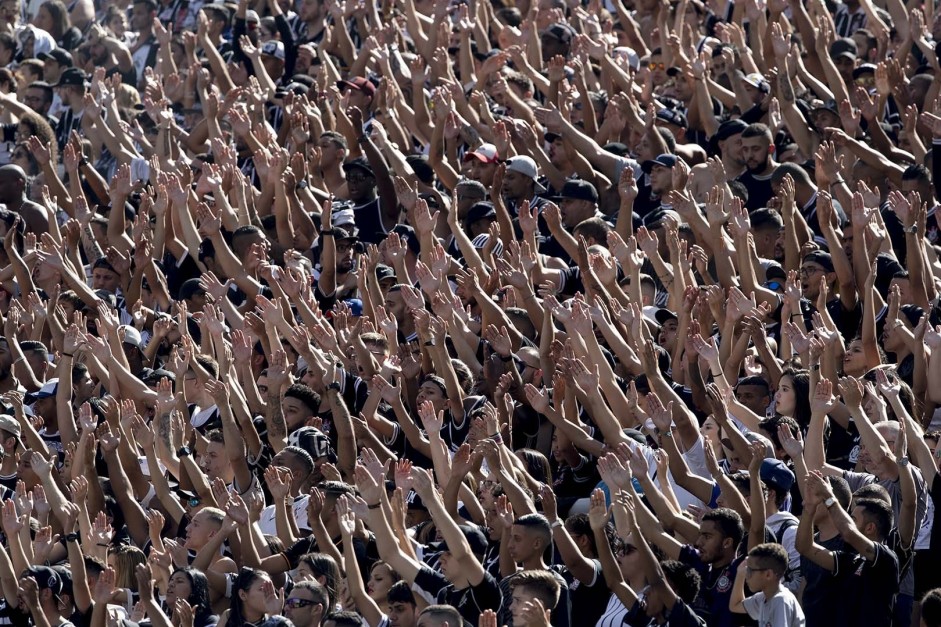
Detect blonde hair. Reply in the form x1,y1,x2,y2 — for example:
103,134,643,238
109,544,146,590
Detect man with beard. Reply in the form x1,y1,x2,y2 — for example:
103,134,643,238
737,123,778,211
85,24,136,85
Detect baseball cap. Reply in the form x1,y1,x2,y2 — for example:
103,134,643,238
830,37,857,60
803,250,835,272
141,368,176,385
53,67,87,88
261,40,285,60
558,179,598,203
853,63,877,79
505,156,548,193
656,108,688,129
654,308,677,325
26,566,62,595
760,458,795,492
405,489,426,511
375,264,396,284
429,524,489,557
342,156,375,177
25,378,58,404
337,76,376,98
287,427,334,460
332,225,359,242
390,224,420,255
245,9,259,23
471,232,503,257
641,153,678,173
120,325,143,349
466,201,497,223
0,414,20,438
463,143,499,164
541,22,576,44
713,118,748,142
37,48,72,67
742,72,768,91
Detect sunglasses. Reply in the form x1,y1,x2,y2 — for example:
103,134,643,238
285,598,319,609
765,281,783,291
647,62,666,70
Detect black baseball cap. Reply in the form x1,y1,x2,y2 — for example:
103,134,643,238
342,156,374,178
53,67,87,88
37,48,72,67
557,179,598,203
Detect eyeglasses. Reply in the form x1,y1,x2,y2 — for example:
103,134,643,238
284,598,319,609
798,266,825,278
745,565,772,575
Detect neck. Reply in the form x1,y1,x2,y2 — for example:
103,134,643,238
521,555,546,570
712,552,733,569
0,453,15,475
816,517,839,539
761,581,781,596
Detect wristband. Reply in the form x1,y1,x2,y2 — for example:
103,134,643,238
367,501,382,510
660,429,673,438
327,382,341,392
491,433,503,444
549,520,563,529
358,135,369,144
499,353,512,362
96,543,110,547
62,353,74,358
899,456,910,467
424,340,435,347
177,446,191,458
811,363,820,371
65,533,80,543
321,230,335,237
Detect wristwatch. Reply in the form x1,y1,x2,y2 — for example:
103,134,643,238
899,456,911,467
65,532,80,543
177,446,191,458
824,497,837,509
327,381,342,392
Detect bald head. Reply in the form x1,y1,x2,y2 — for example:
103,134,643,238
0,165,27,184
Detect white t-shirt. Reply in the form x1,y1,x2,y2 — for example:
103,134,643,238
742,587,805,627
258,494,310,536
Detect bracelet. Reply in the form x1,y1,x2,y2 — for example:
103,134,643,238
491,433,503,444
62,353,74,358
424,340,435,347
96,543,110,547
358,135,369,144
367,501,382,510
660,429,673,438
811,363,820,371
321,230,335,237
549,519,563,529
831,178,845,186
499,354,512,362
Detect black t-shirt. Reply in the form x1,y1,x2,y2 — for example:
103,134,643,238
562,560,610,627
353,198,389,245
623,596,708,627
833,542,899,627
413,565,502,626
737,169,775,211
800,533,845,627
679,546,750,627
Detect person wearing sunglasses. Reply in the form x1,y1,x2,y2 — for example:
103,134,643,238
284,580,328,627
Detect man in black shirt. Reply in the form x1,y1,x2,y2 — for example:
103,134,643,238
798,471,900,627
364,466,502,627
799,475,852,627
736,123,778,211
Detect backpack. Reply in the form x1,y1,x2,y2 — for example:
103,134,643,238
773,516,800,586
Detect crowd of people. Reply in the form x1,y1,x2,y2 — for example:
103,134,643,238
0,0,939,625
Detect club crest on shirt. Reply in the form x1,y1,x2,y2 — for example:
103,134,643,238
716,574,732,592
